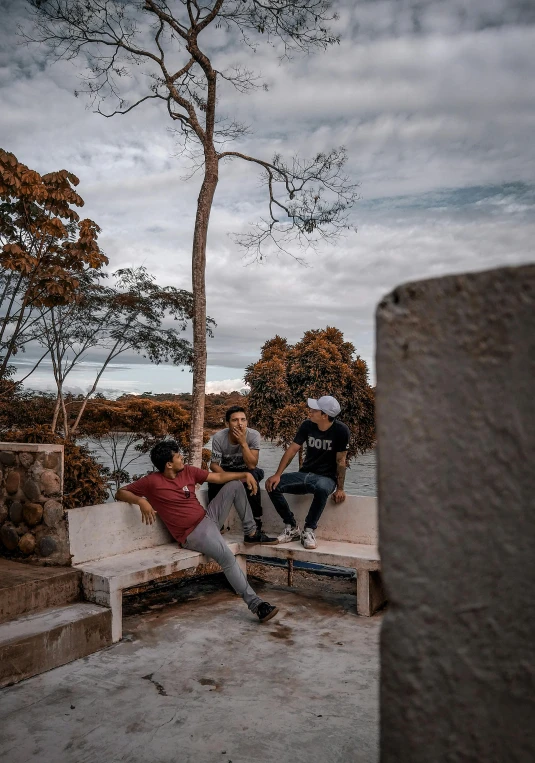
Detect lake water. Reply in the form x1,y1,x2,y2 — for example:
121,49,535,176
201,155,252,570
84,436,377,497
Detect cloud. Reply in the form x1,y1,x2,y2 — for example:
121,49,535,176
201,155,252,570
1,0,534,396
205,379,248,394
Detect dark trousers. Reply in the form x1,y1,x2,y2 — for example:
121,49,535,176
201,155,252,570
267,471,336,530
207,467,265,526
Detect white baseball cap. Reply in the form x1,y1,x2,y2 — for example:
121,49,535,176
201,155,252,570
307,396,341,418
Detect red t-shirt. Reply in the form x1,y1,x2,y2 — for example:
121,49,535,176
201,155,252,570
125,466,209,544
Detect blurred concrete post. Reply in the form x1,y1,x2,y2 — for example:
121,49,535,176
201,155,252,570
376,265,535,762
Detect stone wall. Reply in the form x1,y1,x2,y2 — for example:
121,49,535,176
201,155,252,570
0,443,69,565
377,264,535,761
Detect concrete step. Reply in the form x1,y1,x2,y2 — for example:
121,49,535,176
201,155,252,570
0,560,81,624
0,602,112,688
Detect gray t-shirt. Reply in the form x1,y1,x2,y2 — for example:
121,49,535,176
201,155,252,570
210,428,261,471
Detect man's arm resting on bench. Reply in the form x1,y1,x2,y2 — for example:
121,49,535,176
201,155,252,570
332,451,347,505
115,488,158,525
116,471,257,527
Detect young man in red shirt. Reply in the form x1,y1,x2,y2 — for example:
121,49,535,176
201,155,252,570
116,439,278,623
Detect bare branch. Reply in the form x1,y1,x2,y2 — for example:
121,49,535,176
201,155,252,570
220,148,359,261
217,0,340,58
216,65,265,94
96,92,165,117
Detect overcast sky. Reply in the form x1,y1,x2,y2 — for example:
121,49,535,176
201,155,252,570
1,0,534,396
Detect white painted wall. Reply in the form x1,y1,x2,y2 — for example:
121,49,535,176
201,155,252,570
67,502,173,565
69,490,378,565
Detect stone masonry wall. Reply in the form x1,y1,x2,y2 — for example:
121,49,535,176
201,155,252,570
0,443,69,565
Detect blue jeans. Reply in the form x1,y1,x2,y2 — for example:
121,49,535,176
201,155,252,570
267,471,336,530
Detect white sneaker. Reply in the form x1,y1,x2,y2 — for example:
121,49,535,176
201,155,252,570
277,524,301,543
301,528,317,549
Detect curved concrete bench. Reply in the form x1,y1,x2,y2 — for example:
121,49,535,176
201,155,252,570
68,490,384,642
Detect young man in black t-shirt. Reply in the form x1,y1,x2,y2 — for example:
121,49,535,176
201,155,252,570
265,396,350,549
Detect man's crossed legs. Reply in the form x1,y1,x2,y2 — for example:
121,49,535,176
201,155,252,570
183,481,278,622
207,467,265,530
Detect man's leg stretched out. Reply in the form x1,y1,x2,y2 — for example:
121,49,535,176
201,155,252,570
184,481,278,622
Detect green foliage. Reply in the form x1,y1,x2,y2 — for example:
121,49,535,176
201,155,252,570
245,327,375,460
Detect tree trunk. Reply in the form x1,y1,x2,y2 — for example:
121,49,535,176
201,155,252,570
60,391,70,440
51,394,61,434
70,341,122,436
189,153,219,465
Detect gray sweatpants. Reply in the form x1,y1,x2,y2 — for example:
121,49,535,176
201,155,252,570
183,481,262,613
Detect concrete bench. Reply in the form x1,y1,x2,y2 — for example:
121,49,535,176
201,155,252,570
68,490,384,642
224,489,384,620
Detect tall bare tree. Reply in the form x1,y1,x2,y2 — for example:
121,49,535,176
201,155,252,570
27,0,359,464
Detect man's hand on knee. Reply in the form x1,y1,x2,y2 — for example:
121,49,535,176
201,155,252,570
331,489,346,504
243,472,258,495
265,474,280,492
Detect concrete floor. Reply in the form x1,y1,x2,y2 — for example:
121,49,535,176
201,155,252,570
0,577,381,763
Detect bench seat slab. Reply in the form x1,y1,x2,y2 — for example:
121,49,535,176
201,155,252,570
76,536,382,642
76,537,243,642
242,540,380,571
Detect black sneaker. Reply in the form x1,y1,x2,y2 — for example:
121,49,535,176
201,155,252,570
244,530,279,545
256,602,279,623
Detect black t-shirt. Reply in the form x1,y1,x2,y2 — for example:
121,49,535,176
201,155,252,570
294,420,350,480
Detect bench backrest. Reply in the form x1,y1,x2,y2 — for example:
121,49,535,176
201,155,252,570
67,502,173,565
200,488,378,545
68,489,377,565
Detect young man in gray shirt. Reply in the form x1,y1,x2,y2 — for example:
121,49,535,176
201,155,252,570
209,405,278,544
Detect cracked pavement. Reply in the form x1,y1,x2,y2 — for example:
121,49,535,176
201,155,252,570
0,578,381,763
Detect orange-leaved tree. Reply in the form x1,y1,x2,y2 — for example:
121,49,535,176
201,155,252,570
245,327,375,463
0,149,108,387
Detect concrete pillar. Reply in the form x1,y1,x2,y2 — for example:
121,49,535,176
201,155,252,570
376,264,535,762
